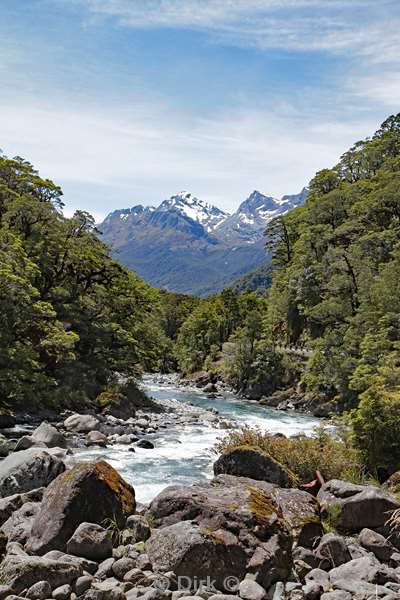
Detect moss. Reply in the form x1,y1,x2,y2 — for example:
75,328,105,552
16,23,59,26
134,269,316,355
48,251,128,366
200,528,226,545
94,461,135,516
246,486,282,525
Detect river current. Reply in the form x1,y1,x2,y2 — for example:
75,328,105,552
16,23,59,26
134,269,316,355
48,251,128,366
75,376,319,504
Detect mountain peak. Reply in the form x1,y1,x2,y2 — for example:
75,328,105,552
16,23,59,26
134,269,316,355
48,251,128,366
160,191,229,231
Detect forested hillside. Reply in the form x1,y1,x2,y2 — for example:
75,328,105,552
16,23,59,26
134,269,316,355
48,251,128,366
0,155,164,412
168,115,400,456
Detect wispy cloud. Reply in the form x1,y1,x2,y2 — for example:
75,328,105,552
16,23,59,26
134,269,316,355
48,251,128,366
68,0,399,59
0,96,379,219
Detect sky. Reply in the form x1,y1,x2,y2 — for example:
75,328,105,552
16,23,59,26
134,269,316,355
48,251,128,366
1,1,399,221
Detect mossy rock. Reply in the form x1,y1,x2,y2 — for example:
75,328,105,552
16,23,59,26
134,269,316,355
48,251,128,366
26,460,135,555
213,445,296,488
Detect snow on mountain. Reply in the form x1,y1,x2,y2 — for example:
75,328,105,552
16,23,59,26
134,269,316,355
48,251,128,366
98,187,308,295
158,191,229,232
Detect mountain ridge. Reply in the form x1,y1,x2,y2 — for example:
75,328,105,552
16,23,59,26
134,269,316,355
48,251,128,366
98,187,307,295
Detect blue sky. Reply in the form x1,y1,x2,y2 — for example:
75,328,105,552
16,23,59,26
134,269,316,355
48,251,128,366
1,0,399,220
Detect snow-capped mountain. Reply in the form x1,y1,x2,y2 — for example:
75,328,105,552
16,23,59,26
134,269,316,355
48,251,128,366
98,187,307,295
158,191,229,232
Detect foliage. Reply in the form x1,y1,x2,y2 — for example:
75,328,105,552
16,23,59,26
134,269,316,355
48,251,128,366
215,425,362,485
0,153,162,410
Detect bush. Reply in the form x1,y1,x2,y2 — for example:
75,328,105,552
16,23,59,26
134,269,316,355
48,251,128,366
348,384,400,480
215,425,362,485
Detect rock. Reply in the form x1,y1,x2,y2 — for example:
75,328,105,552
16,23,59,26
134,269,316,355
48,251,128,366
112,557,137,580
67,522,113,561
321,593,352,600
317,479,400,531
304,569,330,592
147,476,292,590
329,555,397,586
302,582,322,600
213,447,293,487
96,557,116,579
63,414,100,433
203,383,217,393
32,422,67,448
238,579,266,600
126,515,151,543
1,554,83,594
27,460,135,554
136,439,154,449
147,521,248,591
358,528,396,562
0,585,14,600
52,584,72,600
14,435,47,451
43,550,99,575
86,431,108,447
292,547,318,571
0,412,16,428
25,581,53,600
0,448,66,497
75,575,94,596
1,500,40,544
273,487,322,548
314,534,351,569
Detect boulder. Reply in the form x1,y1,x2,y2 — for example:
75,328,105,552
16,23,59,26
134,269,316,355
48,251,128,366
1,554,83,594
213,447,293,487
125,515,151,543
0,487,44,527
136,439,154,449
112,557,137,580
43,550,99,575
147,521,248,591
14,436,47,452
26,460,135,554
52,583,72,600
358,528,396,562
329,555,398,586
0,449,66,497
63,414,100,433
1,501,40,544
317,479,400,531
25,580,52,600
314,534,351,569
147,476,292,590
238,579,266,600
66,522,113,561
86,431,108,447
31,422,67,448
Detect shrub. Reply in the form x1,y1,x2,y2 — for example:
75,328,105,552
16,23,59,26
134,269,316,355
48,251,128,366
348,384,400,480
215,425,362,485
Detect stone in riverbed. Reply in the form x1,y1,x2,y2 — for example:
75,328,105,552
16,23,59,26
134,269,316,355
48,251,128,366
314,533,351,569
213,447,293,487
1,500,41,544
63,414,100,433
125,514,151,543
358,527,396,562
26,460,135,554
136,439,154,449
317,479,400,531
25,580,52,600
1,554,83,594
147,521,248,591
31,422,67,448
66,522,113,561
0,448,66,497
86,430,108,447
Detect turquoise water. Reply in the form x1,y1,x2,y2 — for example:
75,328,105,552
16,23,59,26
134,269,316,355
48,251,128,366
74,376,319,504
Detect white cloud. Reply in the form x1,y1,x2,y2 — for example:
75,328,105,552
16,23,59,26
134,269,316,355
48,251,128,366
0,98,378,220
66,0,399,60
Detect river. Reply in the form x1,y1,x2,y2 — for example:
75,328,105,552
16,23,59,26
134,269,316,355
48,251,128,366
74,376,319,504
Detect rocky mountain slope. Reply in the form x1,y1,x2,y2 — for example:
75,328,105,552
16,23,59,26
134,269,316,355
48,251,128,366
98,189,307,296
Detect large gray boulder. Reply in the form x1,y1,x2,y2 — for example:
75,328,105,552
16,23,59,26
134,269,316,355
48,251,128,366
66,522,113,561
31,422,67,448
147,521,248,591
147,475,292,590
213,446,293,487
317,479,400,531
1,554,82,594
329,555,399,586
26,460,135,555
0,449,66,497
63,414,100,433
0,488,44,527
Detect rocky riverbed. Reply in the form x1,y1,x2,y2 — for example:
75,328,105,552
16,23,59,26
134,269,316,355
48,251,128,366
0,378,398,599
